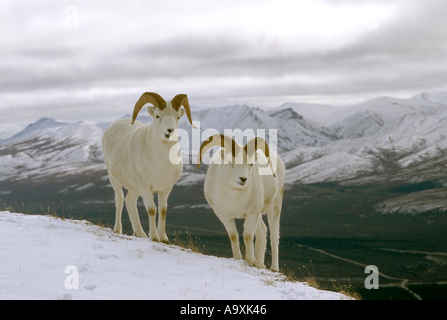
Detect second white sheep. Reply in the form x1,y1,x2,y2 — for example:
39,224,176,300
197,134,285,271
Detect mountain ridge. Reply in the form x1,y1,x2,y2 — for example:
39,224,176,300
1,91,446,193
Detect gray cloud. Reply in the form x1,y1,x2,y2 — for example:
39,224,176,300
1,0,446,126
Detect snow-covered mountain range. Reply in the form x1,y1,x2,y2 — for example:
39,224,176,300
284,93,447,184
1,91,447,190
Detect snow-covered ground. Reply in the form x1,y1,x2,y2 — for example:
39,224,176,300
0,211,350,300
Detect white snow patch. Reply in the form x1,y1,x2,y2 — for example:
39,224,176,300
0,211,350,300
74,183,95,192
190,204,212,210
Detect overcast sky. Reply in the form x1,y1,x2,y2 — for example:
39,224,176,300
1,0,447,127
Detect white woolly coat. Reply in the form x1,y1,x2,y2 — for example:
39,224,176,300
204,149,285,219
102,118,182,194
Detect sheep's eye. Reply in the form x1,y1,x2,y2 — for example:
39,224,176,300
250,163,254,167
156,115,160,119
177,117,180,120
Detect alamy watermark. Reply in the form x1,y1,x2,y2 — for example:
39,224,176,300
65,5,79,30
63,264,381,291
364,265,379,289
64,265,79,289
365,17,380,30
168,121,278,176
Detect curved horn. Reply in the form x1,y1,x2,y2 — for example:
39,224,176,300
244,137,270,158
132,92,166,124
171,94,197,129
197,134,240,169
244,137,276,177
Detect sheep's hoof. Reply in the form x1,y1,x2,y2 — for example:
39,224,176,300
159,234,169,244
255,262,266,269
135,231,148,238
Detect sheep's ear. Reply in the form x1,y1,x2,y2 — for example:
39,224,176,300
132,92,165,124
208,149,225,165
179,108,186,118
171,94,196,129
244,137,276,177
147,106,155,118
219,149,226,164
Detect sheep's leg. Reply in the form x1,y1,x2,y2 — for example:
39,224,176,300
220,218,242,260
267,203,281,272
109,175,124,234
125,190,147,238
254,216,267,269
140,190,159,241
157,186,173,244
243,214,259,266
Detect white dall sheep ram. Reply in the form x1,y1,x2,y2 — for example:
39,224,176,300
197,134,285,271
102,92,196,241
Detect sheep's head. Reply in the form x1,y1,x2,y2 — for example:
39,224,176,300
131,92,196,142
197,134,276,190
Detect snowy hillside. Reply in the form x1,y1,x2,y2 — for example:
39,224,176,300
0,118,104,184
180,104,336,153
410,91,447,105
0,117,69,144
283,95,447,184
0,211,349,300
276,102,340,125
